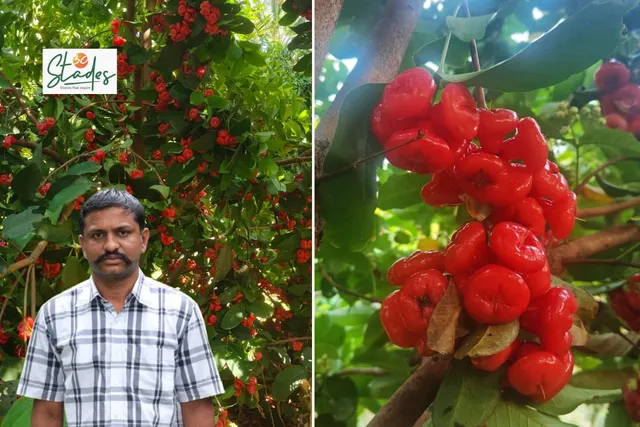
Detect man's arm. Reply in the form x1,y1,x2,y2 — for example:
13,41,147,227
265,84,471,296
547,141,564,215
32,399,64,427
180,397,215,427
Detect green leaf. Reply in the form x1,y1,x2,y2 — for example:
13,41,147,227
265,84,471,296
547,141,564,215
533,385,622,416
271,232,301,261
149,185,170,199
153,42,186,72
45,177,93,224
378,173,430,210
446,13,497,42
66,161,101,176
414,35,470,69
486,401,578,427
1,394,32,427
1,206,44,249
244,50,266,67
318,84,385,251
248,300,273,318
581,124,640,157
278,11,298,26
571,368,637,390
0,357,24,382
220,304,244,330
206,96,229,110
272,365,308,401
36,223,72,243
61,257,89,290
228,16,255,34
319,376,358,421
595,174,640,197
190,91,205,106
0,256,7,275
190,132,216,151
126,45,154,65
439,0,636,92
605,401,633,427
214,244,233,282
432,359,501,427
12,163,40,202
362,310,388,350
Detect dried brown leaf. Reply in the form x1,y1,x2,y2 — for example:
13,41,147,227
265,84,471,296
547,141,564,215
462,194,493,221
427,281,462,355
454,320,520,359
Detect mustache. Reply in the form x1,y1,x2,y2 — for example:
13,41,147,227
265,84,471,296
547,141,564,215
96,252,132,265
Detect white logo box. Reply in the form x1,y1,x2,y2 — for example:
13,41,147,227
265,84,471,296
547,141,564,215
42,49,118,95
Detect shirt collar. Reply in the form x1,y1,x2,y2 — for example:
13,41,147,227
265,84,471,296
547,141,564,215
75,269,157,308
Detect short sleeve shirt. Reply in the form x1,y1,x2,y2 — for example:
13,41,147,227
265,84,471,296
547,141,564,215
17,270,225,427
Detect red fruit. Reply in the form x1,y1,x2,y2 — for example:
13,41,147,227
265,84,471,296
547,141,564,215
507,351,568,402
119,152,128,164
153,150,162,160
478,108,519,139
387,250,445,286
471,339,519,372
520,261,551,298
444,222,492,277
441,83,479,140
113,36,126,47
594,61,630,93
539,329,572,357
502,118,548,172
396,270,447,333
464,264,530,324
421,170,463,207
130,169,144,179
380,291,421,348
381,68,436,121
520,287,577,335
489,222,546,273
610,83,640,115
538,191,577,240
209,116,221,128
86,111,96,120
530,161,569,202
605,113,628,131
625,273,640,311
384,128,454,174
491,198,545,237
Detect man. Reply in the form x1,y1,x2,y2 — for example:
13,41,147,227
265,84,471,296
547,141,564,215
17,188,224,427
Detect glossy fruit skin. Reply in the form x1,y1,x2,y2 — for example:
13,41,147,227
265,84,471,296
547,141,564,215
464,264,531,324
444,222,492,277
538,191,577,240
594,61,630,93
477,108,519,155
387,250,445,286
382,68,436,120
491,198,546,237
507,348,573,402
489,222,546,273
530,161,569,202
396,270,447,333
380,291,421,348
520,260,551,298
440,83,480,140
421,171,463,207
502,118,548,172
471,339,519,372
520,287,577,336
384,128,455,174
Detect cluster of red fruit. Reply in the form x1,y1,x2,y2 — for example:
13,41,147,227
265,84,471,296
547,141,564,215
116,53,136,79
2,135,16,149
595,60,640,137
0,104,5,113
233,376,257,397
200,1,224,35
610,273,640,332
43,261,62,279
215,408,229,427
17,317,34,341
375,67,578,403
0,173,12,186
36,117,56,136
296,240,312,263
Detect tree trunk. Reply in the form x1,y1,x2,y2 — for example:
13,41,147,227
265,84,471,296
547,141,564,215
314,0,343,83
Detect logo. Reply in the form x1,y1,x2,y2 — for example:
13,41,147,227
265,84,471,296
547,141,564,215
43,49,117,94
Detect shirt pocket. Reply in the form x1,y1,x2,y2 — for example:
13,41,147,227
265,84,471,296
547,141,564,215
134,332,178,397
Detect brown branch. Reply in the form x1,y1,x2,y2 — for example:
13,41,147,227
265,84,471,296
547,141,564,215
0,70,38,125
12,139,63,163
266,336,312,346
318,131,423,182
337,367,389,376
564,259,640,268
577,198,640,218
320,267,382,303
314,0,344,82
368,355,451,427
465,0,486,109
275,156,312,166
0,269,27,324
548,224,640,274
575,156,640,193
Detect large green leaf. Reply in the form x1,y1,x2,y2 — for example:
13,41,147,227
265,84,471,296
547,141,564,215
604,401,633,427
378,173,430,210
0,357,24,382
61,257,89,290
432,359,501,427
220,304,244,330
580,124,640,157
45,177,93,224
439,0,636,92
532,385,622,416
271,232,301,261
66,161,101,176
12,163,40,202
272,365,308,401
318,84,385,251
446,13,497,42
485,401,578,427
1,395,33,427
1,206,44,249
153,42,186,72
316,376,358,421
214,244,233,282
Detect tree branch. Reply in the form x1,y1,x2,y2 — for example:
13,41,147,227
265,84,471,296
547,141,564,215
13,139,63,163
266,336,312,346
577,198,640,218
314,0,344,82
337,367,389,376
574,156,640,194
367,355,451,427
275,156,312,166
548,224,640,274
0,70,38,125
320,267,382,303
564,259,640,268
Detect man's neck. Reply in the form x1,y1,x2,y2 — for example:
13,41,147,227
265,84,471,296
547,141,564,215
92,269,140,311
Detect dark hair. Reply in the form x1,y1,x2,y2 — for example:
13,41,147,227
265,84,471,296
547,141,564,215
79,188,145,233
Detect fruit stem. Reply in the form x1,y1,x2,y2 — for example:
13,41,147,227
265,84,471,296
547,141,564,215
464,0,487,109
439,2,462,73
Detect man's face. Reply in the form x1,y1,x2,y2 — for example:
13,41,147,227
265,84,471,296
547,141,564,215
79,207,149,281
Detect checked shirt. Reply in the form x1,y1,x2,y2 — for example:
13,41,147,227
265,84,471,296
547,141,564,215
17,270,225,426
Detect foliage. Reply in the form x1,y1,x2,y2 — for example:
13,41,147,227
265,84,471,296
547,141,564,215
316,1,640,426
0,0,311,426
